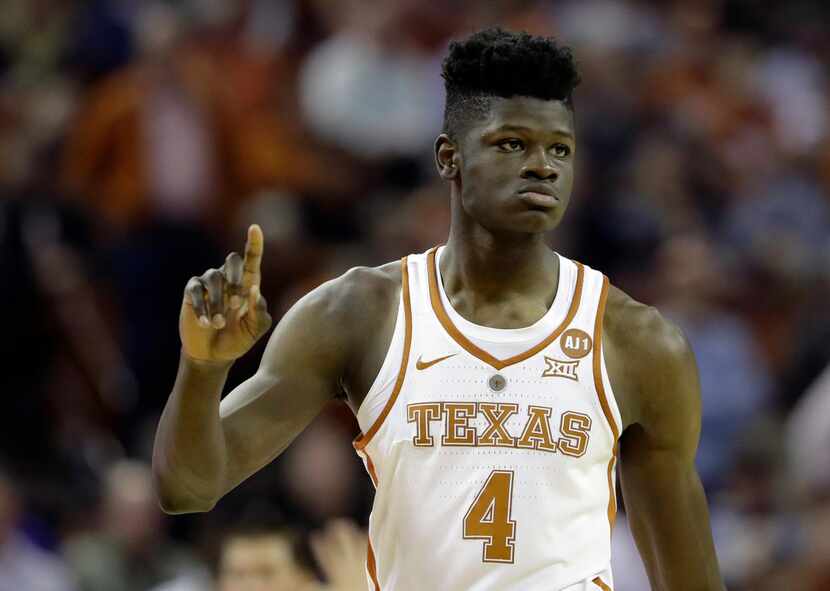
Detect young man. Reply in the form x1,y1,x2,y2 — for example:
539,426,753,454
153,28,725,591
215,520,316,591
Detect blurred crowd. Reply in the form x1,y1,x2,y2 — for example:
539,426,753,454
1,0,830,589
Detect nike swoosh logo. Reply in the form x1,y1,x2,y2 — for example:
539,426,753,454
415,353,457,370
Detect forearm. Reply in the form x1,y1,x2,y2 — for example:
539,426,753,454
623,455,725,591
663,473,724,591
152,352,232,513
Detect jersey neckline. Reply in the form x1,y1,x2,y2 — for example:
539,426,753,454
428,246,584,370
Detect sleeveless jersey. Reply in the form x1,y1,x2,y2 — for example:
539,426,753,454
354,246,622,591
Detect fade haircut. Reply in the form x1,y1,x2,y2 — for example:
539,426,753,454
441,28,581,140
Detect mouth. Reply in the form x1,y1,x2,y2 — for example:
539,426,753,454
517,190,559,210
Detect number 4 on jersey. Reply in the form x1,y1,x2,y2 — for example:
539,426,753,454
463,470,517,563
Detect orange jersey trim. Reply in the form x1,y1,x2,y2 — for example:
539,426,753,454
592,275,620,532
427,247,584,370
364,451,379,489
367,535,380,591
605,445,618,531
354,256,413,451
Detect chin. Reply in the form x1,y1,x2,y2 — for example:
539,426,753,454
516,209,564,233
464,198,565,234
485,213,559,235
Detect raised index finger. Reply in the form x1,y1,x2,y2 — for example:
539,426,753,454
242,224,264,289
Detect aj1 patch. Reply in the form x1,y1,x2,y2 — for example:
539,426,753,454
560,328,592,359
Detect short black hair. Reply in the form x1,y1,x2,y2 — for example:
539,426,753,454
221,504,292,543
210,502,316,576
441,27,581,139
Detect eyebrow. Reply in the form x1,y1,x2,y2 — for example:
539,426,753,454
485,124,575,139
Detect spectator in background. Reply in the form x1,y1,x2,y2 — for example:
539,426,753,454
194,0,361,210
216,517,368,591
0,466,74,591
299,0,447,162
63,461,200,591
216,519,318,591
60,2,221,231
61,0,359,236
151,507,368,591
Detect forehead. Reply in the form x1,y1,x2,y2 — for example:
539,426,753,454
475,96,575,139
221,536,294,569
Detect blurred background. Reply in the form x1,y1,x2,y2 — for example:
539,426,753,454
2,0,830,589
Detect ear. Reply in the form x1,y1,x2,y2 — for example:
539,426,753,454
435,134,459,180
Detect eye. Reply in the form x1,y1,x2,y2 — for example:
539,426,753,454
497,139,524,152
552,143,571,157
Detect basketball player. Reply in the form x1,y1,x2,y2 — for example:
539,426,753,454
153,28,725,590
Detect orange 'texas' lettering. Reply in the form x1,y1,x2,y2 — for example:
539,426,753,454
442,403,477,446
479,402,519,447
559,411,591,457
405,402,593,455
407,403,442,446
516,406,557,452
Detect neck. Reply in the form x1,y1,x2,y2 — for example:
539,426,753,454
442,201,559,305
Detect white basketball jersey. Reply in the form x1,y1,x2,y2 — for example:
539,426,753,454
354,246,622,591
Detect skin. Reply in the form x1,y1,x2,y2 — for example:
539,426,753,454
217,522,369,591
218,534,316,591
153,95,724,590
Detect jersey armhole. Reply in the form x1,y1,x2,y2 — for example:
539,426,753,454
592,274,621,441
355,290,405,431
593,274,622,535
354,256,413,451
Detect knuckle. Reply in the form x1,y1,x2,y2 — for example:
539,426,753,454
223,269,241,287
185,282,203,298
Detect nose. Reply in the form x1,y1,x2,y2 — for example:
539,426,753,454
520,147,558,180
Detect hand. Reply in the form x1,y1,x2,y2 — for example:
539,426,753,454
180,224,273,363
311,519,369,591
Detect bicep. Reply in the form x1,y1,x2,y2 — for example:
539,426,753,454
218,285,349,492
619,325,723,590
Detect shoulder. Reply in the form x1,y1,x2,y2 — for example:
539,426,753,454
602,284,700,438
603,284,690,364
279,259,403,352
312,260,403,328
259,259,404,381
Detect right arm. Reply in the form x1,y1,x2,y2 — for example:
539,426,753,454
152,226,372,513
